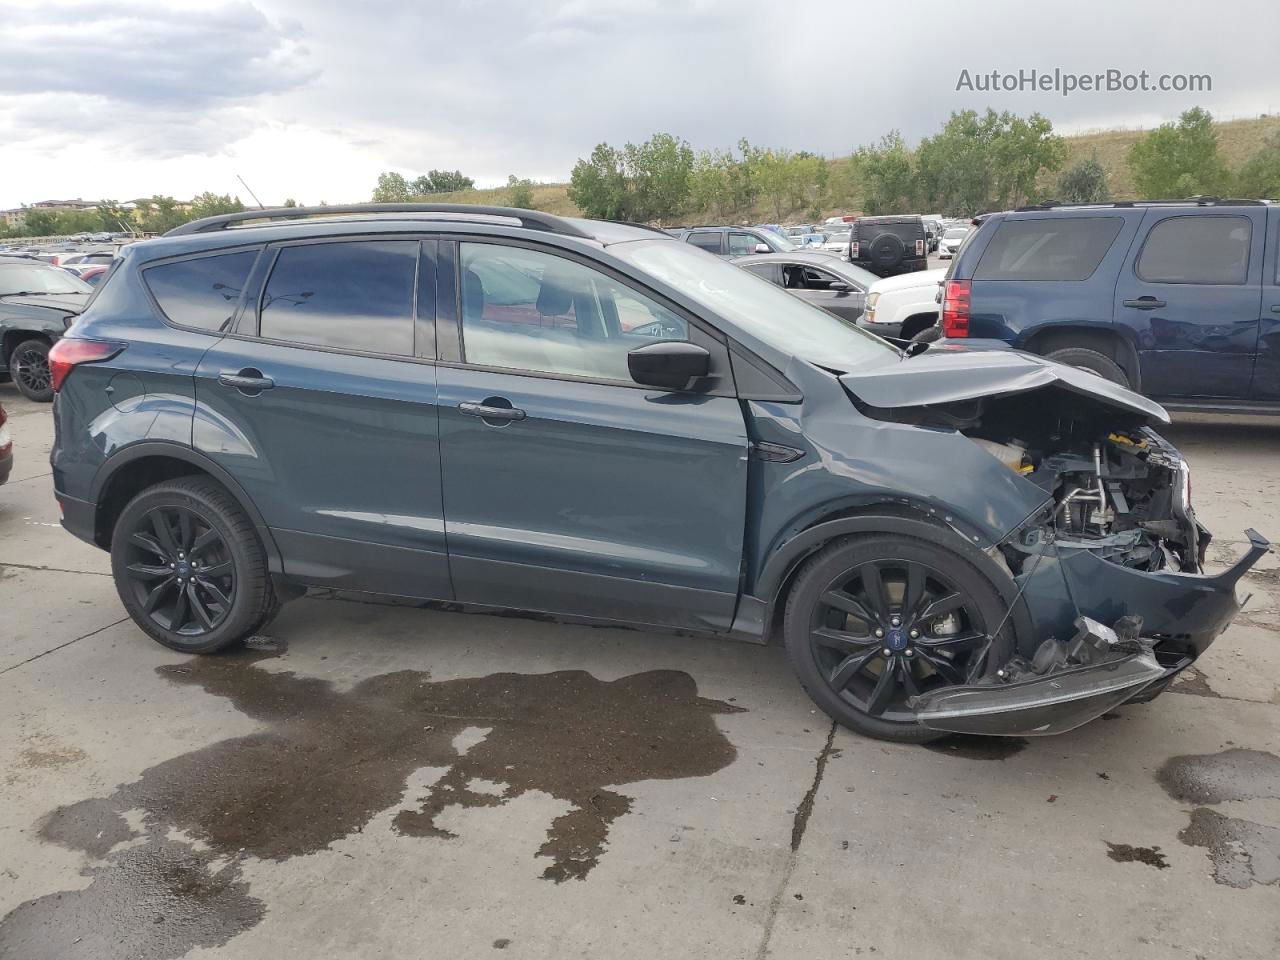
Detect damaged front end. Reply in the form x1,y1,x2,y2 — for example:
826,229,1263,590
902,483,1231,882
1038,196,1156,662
841,349,1271,736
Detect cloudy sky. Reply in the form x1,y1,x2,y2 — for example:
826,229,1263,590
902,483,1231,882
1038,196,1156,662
2,0,1278,209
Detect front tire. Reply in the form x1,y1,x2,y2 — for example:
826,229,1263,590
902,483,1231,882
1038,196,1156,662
11,339,53,402
110,477,277,653
783,535,1015,743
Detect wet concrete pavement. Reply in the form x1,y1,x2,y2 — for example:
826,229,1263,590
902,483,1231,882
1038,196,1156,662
1,388,1278,959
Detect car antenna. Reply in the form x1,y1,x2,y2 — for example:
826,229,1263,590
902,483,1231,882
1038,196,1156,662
235,174,267,210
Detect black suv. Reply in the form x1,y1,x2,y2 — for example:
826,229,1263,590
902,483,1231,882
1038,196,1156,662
49,203,1266,743
850,216,930,278
0,257,92,401
935,199,1280,412
668,225,797,257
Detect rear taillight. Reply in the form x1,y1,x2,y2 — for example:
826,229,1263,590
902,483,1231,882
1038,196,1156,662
942,280,971,337
48,338,125,392
915,239,925,257
0,404,10,458
850,241,859,258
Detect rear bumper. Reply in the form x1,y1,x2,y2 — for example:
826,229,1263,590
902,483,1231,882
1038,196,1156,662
56,492,99,547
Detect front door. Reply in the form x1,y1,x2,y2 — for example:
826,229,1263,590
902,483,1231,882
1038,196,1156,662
786,264,867,323
193,237,451,600
1114,211,1265,399
436,239,748,631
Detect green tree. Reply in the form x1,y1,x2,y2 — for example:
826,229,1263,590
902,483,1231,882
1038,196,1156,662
410,170,476,194
989,112,1065,208
94,201,137,233
1127,107,1229,199
372,172,412,202
22,210,59,235
190,192,245,220
506,175,536,209
568,143,633,220
1234,129,1280,199
624,132,694,224
857,131,918,214
283,198,299,208
689,149,736,221
135,197,189,234
1056,155,1110,203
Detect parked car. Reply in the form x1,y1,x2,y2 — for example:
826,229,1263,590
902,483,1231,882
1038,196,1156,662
859,268,946,340
0,402,11,486
61,250,116,266
937,226,971,259
733,251,878,323
669,225,797,257
818,228,852,257
934,199,1280,412
0,257,93,401
64,263,110,285
849,215,930,278
50,203,1266,744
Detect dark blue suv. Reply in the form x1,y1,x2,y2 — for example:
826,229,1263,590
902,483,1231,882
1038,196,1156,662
939,199,1280,412
50,204,1268,742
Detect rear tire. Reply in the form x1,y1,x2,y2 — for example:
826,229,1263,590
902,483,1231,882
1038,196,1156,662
11,339,53,402
110,477,276,654
783,535,1015,744
1043,346,1130,388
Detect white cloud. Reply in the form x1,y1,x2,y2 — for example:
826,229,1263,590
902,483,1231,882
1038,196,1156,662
1,0,1278,209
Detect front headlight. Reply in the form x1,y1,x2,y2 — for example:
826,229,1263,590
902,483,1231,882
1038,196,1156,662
864,291,880,321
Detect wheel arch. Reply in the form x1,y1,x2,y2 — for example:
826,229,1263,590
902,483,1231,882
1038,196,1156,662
2,328,54,364
1021,324,1142,391
743,508,1032,646
898,312,940,341
92,442,283,574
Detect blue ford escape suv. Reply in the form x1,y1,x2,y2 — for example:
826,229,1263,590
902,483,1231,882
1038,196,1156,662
50,204,1269,742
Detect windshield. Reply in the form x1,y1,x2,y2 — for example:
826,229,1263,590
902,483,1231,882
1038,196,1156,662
824,231,850,243
0,263,93,296
944,228,969,239
617,240,897,370
761,229,798,251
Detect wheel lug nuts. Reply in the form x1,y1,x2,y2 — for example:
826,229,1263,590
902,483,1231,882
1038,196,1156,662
882,648,892,657
874,628,884,638
890,617,901,627
909,629,920,639
905,648,915,657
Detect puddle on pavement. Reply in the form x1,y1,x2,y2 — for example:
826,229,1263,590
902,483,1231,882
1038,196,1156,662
1157,749,1280,889
922,734,1028,760
1179,809,1280,888
1157,749,1280,804
1105,842,1169,870
0,652,743,958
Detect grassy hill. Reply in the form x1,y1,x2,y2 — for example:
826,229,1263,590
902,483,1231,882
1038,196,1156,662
422,114,1280,221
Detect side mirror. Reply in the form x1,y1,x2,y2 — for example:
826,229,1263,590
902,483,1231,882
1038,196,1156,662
754,243,771,254
628,341,711,392
829,281,852,294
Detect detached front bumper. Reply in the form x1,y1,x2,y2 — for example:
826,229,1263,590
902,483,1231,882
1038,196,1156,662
908,529,1270,737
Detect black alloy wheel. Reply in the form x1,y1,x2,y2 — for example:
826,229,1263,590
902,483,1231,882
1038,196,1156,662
807,557,988,722
12,339,53,402
784,535,1015,743
122,504,237,636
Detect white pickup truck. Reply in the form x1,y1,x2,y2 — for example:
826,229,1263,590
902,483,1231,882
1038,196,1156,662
856,268,946,341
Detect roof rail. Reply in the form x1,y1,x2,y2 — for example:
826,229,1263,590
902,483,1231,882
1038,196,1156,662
164,203,595,239
1014,197,1268,212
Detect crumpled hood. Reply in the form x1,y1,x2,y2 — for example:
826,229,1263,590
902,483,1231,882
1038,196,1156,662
839,346,1170,424
0,292,90,314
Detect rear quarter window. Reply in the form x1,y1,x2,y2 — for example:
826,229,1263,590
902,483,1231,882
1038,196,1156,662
974,217,1123,281
1136,215,1251,285
144,250,259,332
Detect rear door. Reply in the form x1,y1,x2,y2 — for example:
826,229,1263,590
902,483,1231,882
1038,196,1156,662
1114,210,1265,399
1253,207,1280,401
192,236,451,599
436,238,748,631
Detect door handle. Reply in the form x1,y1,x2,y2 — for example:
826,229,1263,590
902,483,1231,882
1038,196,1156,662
458,401,526,422
218,370,275,393
1123,297,1167,310
1271,305,1280,314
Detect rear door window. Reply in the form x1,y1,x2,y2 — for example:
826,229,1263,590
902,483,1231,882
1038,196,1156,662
687,232,723,254
974,217,1124,281
1136,215,1251,285
743,262,784,286
144,250,259,332
259,241,418,355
